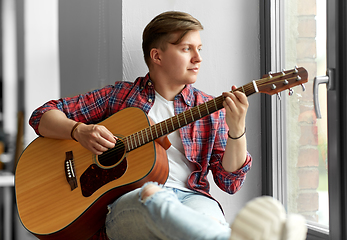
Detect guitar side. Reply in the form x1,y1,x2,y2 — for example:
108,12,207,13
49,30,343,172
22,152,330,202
15,107,169,240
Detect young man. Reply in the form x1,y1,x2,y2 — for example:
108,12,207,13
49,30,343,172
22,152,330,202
29,11,306,240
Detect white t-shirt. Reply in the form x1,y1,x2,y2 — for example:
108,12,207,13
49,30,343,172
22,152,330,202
147,91,194,191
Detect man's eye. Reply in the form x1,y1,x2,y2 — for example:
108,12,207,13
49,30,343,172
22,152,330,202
183,47,190,51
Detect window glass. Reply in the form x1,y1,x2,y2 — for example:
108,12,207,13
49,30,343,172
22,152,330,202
284,0,328,228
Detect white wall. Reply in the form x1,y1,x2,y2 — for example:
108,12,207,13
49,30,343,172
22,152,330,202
24,0,60,146
1,0,18,163
122,0,262,223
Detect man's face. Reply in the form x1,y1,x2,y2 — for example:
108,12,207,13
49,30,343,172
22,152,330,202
158,30,203,86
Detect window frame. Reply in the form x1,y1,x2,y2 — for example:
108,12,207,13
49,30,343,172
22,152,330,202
260,0,347,239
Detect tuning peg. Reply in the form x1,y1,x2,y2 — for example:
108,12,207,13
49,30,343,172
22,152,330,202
296,76,302,81
271,84,277,90
301,84,306,92
288,88,294,96
284,80,289,85
294,66,299,73
277,93,282,101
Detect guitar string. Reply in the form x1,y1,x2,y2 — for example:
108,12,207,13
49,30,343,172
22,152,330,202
98,72,302,163
98,73,302,163
98,70,302,164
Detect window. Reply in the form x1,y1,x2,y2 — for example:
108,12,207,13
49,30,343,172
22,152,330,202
261,0,347,239
283,0,329,230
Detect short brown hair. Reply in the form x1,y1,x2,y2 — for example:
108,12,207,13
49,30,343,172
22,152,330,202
142,11,203,67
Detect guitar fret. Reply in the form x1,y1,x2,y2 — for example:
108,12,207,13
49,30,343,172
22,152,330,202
133,134,138,148
160,123,164,136
213,99,218,111
133,134,136,149
138,131,141,145
176,115,181,128
183,112,187,125
145,128,149,143
127,135,131,150
136,132,140,146
190,109,195,122
130,134,134,150
140,130,145,145
126,137,130,151
154,125,158,138
150,126,154,141
197,106,202,118
170,117,175,130
205,102,210,114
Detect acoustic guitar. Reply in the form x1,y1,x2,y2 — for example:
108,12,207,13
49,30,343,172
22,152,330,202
15,67,308,240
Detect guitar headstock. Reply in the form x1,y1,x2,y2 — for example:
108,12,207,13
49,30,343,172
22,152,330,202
257,67,308,96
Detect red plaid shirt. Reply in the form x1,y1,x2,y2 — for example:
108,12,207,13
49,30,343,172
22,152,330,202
30,73,252,198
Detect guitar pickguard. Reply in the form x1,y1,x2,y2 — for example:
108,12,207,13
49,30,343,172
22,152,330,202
80,158,128,197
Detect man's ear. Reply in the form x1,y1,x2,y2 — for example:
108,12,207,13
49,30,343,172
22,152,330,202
150,48,162,66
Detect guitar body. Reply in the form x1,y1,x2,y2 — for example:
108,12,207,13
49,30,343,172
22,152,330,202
15,107,169,240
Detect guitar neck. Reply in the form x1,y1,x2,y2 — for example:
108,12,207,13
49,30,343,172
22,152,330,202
124,81,258,152
120,66,309,152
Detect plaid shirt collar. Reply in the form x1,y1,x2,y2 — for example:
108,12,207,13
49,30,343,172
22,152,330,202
144,73,194,108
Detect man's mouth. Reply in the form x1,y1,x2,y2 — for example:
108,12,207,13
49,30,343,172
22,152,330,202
188,67,199,73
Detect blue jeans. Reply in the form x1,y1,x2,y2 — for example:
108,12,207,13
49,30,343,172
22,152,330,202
105,183,231,240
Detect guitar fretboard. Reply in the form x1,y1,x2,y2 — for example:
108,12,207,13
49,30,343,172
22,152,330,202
124,81,257,152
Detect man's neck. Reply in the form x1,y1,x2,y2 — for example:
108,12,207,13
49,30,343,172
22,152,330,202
149,72,185,101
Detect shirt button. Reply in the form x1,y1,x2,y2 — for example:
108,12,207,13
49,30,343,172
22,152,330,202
148,82,152,86
187,101,191,105
148,98,152,103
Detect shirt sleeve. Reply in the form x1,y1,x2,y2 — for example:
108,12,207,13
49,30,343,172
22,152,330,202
210,152,252,194
29,86,116,135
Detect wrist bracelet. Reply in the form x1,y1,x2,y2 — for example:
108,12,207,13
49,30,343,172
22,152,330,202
71,122,82,142
228,128,246,140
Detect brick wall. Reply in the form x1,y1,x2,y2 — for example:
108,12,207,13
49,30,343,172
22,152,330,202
293,0,320,222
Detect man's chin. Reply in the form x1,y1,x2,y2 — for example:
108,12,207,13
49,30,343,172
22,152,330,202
186,74,198,84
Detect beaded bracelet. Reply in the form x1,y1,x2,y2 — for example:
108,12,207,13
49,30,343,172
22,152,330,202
71,122,83,142
228,128,246,140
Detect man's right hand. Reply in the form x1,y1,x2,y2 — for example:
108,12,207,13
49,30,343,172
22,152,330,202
73,124,117,155
38,110,116,155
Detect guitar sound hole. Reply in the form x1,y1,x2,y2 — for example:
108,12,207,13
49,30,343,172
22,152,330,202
98,139,125,167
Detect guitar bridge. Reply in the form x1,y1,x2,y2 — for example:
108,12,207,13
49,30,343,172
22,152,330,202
65,151,78,191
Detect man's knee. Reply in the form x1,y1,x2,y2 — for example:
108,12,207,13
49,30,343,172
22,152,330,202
140,183,163,202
